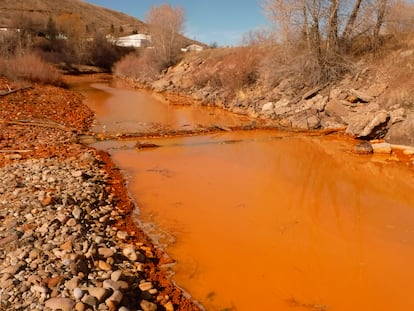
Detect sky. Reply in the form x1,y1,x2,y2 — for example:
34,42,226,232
85,0,269,46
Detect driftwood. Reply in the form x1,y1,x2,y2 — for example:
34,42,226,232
0,149,33,153
0,119,74,131
0,86,32,97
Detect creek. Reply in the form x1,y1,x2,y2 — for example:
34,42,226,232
71,75,414,311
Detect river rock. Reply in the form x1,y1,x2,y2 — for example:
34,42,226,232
386,112,414,147
345,111,390,139
354,141,373,154
122,245,138,261
139,281,153,292
82,294,98,307
87,287,108,302
140,300,157,311
98,247,115,258
73,287,84,300
45,297,75,311
372,142,392,154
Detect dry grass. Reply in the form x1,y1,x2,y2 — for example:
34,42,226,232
0,54,63,86
187,47,264,97
113,50,164,83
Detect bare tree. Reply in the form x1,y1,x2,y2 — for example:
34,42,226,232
145,4,185,67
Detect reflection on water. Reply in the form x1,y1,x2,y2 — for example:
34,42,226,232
74,76,414,311
104,133,414,311
70,76,253,134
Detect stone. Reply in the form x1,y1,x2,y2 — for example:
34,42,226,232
98,247,115,258
345,111,390,139
389,108,405,125
0,233,19,247
87,287,108,302
98,260,112,271
354,141,373,155
273,98,291,115
386,113,414,147
349,88,373,102
164,301,174,311
75,302,86,311
45,298,75,311
106,290,123,304
47,276,65,288
74,287,84,300
116,231,129,240
261,102,274,114
372,143,392,154
122,245,138,261
82,294,98,307
71,170,83,178
139,281,153,292
60,240,73,252
110,270,123,282
67,218,77,227
103,279,120,291
65,277,80,290
31,284,48,294
72,206,82,219
140,300,157,311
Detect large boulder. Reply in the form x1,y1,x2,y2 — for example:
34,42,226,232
345,110,390,139
385,112,414,146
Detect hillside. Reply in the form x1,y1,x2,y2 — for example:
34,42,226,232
0,0,147,35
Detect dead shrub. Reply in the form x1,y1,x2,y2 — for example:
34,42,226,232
0,54,63,86
114,50,164,83
187,47,262,98
259,45,353,92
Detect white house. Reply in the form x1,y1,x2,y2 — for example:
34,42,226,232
108,34,151,48
181,44,204,52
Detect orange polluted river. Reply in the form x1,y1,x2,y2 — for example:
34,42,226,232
73,76,414,311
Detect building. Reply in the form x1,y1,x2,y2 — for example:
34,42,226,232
181,44,204,52
108,33,151,48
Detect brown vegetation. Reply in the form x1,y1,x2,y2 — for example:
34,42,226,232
0,54,63,86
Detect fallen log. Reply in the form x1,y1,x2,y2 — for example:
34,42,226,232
0,86,32,97
0,149,33,153
0,119,74,131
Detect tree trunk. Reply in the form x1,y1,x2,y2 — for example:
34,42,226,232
327,0,340,53
341,0,363,49
373,0,388,52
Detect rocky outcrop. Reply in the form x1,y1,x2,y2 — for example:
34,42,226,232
385,112,414,146
136,56,414,146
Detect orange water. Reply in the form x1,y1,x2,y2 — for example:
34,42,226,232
75,77,414,310
103,133,414,311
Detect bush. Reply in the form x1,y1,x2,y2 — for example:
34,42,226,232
259,45,353,92
188,47,263,97
113,50,164,83
0,54,63,86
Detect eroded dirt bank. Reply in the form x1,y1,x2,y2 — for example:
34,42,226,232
0,78,201,311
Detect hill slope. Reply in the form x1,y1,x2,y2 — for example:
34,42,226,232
0,0,147,35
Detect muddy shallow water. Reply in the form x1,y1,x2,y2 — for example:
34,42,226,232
73,76,414,310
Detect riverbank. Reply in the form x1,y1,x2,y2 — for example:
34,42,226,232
0,79,201,311
115,45,414,147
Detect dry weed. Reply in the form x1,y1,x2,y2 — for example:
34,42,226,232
0,54,63,86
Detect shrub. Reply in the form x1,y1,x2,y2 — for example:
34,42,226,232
0,54,63,86
113,50,164,83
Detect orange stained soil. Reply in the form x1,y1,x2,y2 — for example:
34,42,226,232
104,132,414,311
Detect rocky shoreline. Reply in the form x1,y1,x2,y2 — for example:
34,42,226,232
122,49,414,148
0,80,201,311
